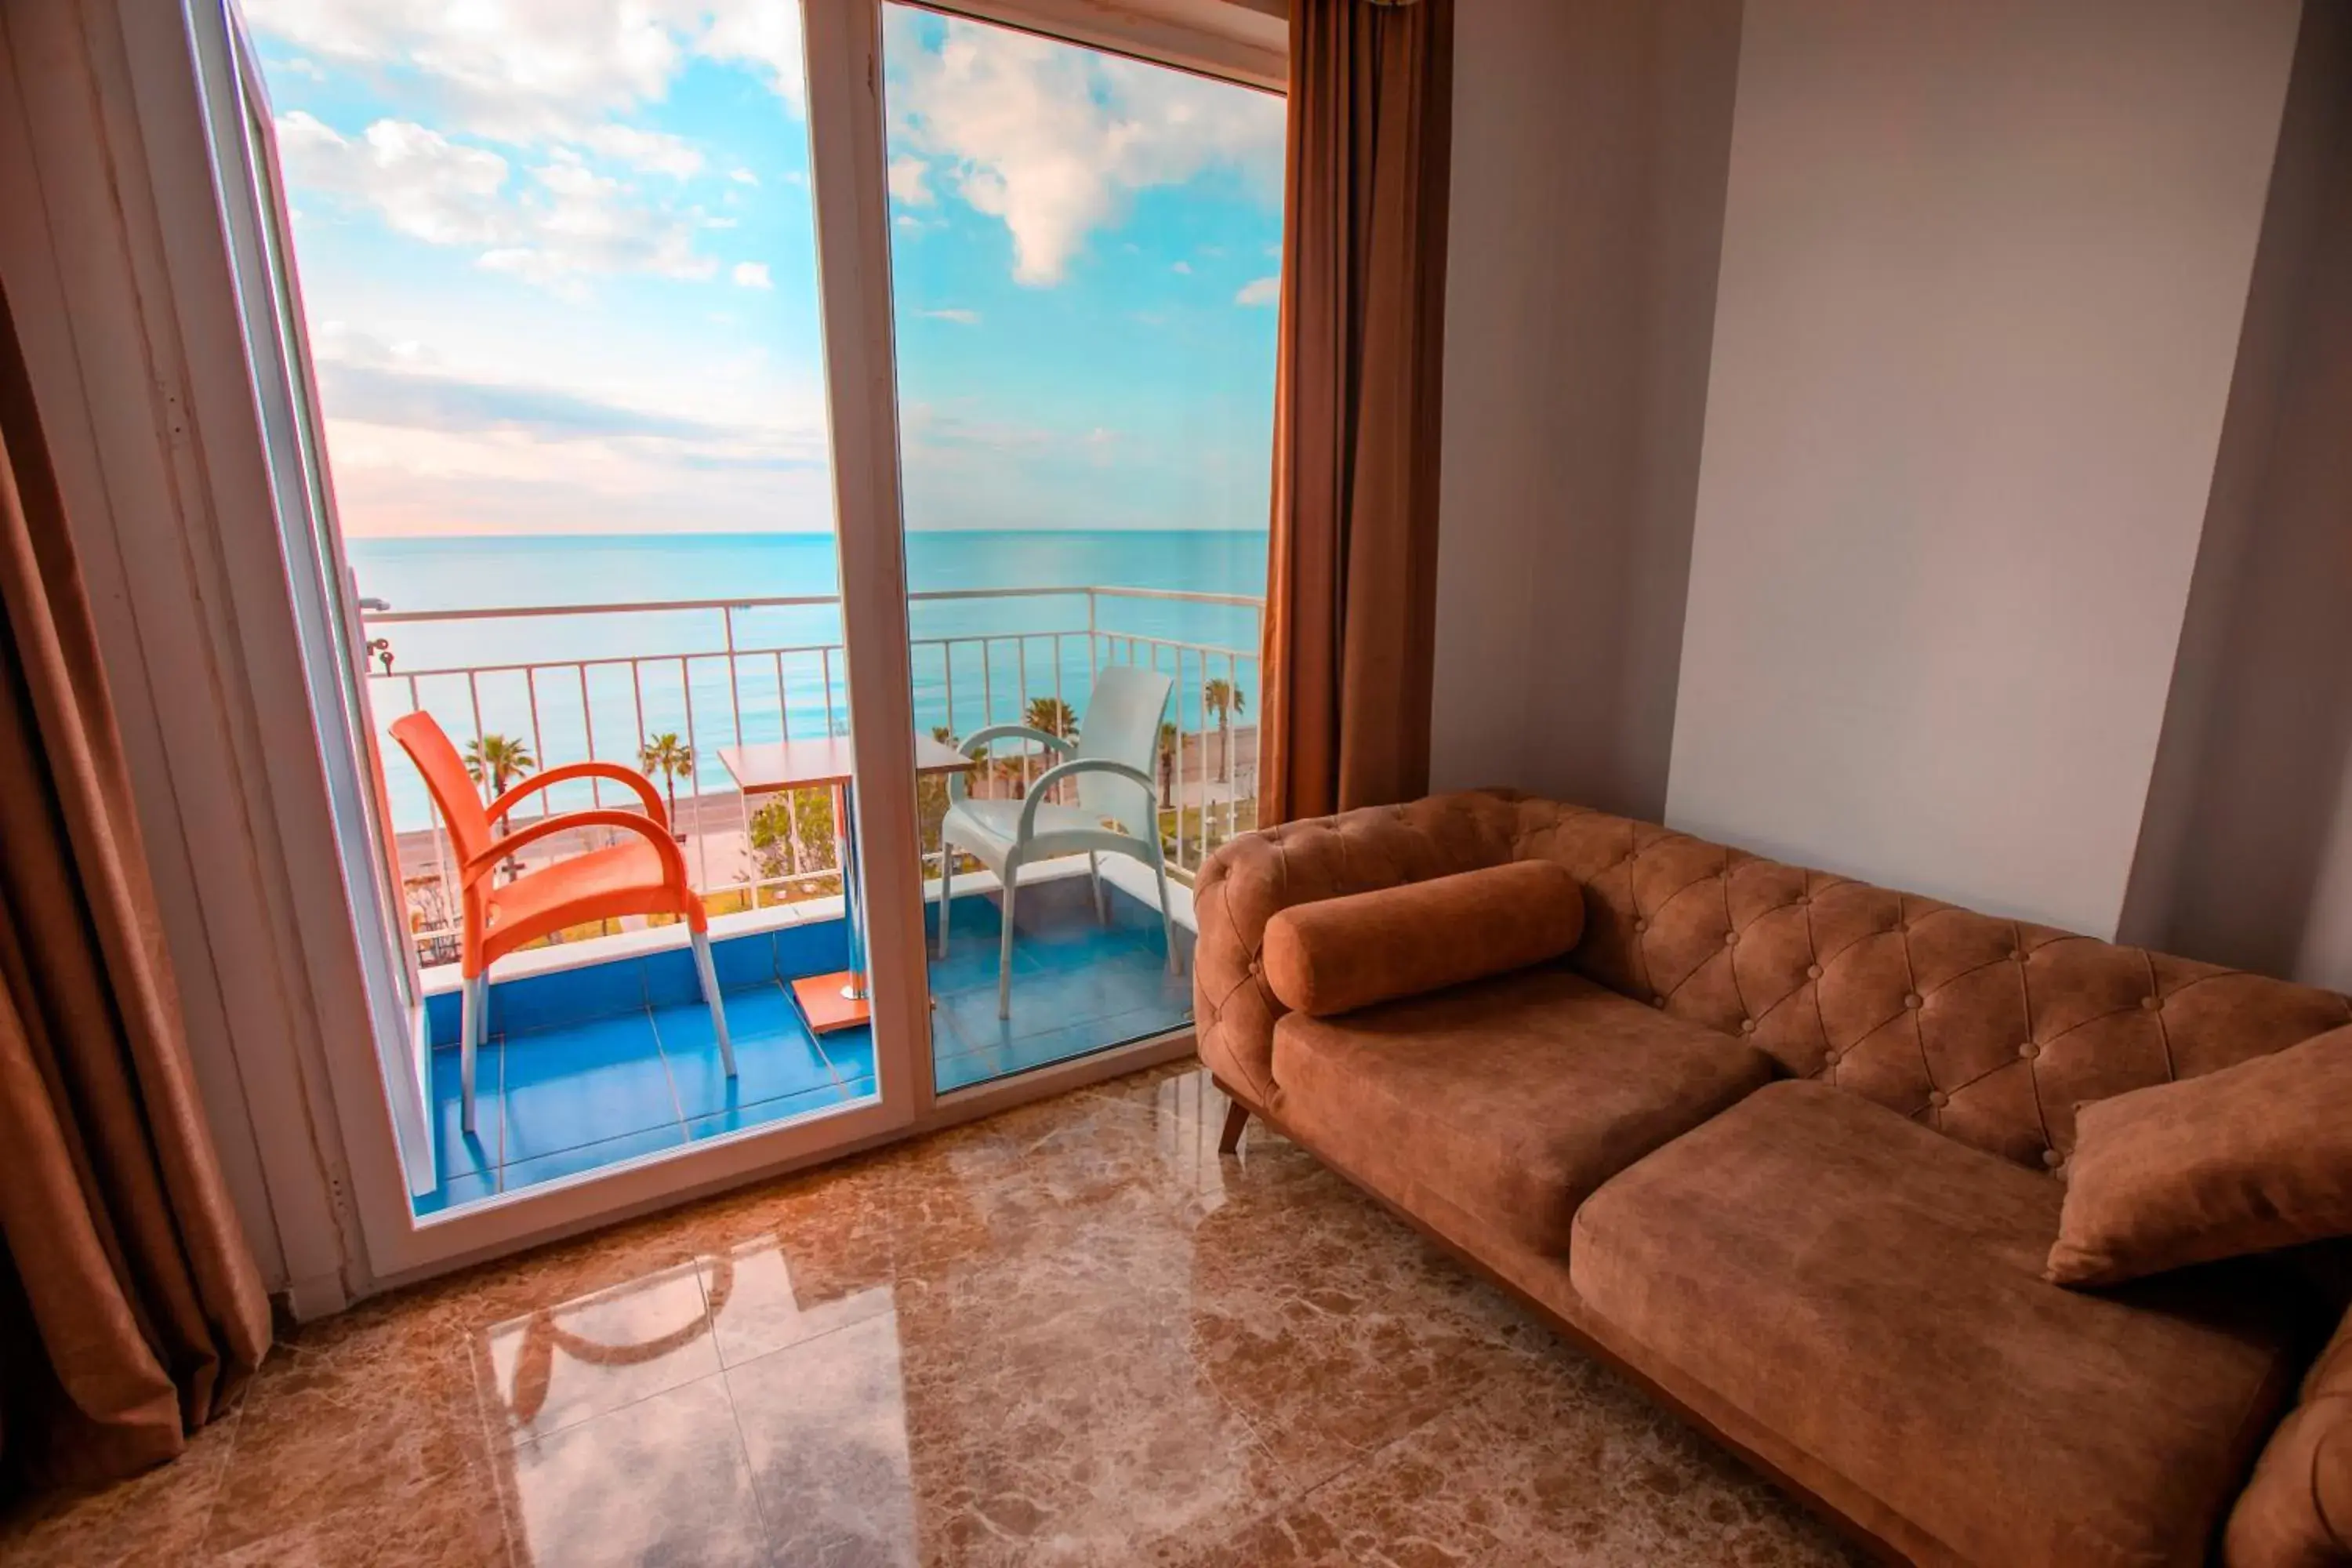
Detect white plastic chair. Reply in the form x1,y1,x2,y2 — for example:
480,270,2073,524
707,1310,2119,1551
938,664,1181,1018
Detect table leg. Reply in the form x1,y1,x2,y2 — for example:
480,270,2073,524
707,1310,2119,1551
837,779,867,1002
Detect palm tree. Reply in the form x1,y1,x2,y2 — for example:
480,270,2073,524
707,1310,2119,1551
1025,695,1076,739
1157,719,1178,799
1204,678,1244,783
463,733,535,881
1019,697,1077,798
463,733,536,822
638,732,695,840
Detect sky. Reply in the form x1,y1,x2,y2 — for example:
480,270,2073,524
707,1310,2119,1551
244,0,1285,537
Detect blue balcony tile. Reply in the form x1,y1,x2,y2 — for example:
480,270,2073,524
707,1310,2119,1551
1094,1000,1191,1045
653,987,835,1121
997,1020,1123,1076
938,989,1022,1058
711,931,779,990
924,939,1042,998
413,1167,499,1217
498,1011,677,1165
935,1040,1023,1093
499,1123,688,1196
491,957,647,1035
432,1041,503,1180
1014,924,1150,975
684,1081,855,1142
425,988,462,1049
925,891,1004,942
642,945,701,1008
775,917,851,981
818,1025,875,1087
1105,886,1169,934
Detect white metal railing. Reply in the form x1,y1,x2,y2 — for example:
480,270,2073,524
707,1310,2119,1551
363,585,1263,964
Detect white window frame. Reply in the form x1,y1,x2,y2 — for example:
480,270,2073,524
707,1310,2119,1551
0,0,1278,1305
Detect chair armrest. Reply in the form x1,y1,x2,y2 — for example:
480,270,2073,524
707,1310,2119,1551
951,724,1072,802
464,808,690,888
1018,758,1156,839
487,762,670,831
1191,792,1522,1112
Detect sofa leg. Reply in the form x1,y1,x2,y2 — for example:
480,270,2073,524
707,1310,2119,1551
1218,1098,1250,1154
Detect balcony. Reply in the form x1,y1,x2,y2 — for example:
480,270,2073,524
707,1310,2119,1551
364,585,1259,1213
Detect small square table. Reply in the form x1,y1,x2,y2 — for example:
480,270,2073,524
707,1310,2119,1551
716,734,971,1033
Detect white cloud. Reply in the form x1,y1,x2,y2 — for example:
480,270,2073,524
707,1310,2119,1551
1235,275,1279,307
729,168,760,185
484,152,718,286
580,124,704,179
696,0,808,117
731,261,772,289
1170,260,1191,275
244,0,804,140
283,115,720,290
887,16,1282,285
277,112,510,246
920,307,979,325
887,156,933,207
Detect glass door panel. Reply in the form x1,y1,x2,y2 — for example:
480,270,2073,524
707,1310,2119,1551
877,6,1283,1091
235,0,904,1213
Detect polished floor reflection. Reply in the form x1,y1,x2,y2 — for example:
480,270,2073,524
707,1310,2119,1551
0,1065,1863,1567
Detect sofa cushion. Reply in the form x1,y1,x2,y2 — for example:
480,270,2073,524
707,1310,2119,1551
1261,860,1584,1018
1571,1080,2306,1568
2051,1023,2352,1287
2227,1301,2352,1568
1270,967,1774,1256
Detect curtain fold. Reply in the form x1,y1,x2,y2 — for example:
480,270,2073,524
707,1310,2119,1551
1261,0,1454,825
0,281,271,1493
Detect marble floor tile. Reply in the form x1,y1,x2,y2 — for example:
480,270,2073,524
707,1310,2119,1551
728,1310,920,1567
203,1337,490,1556
0,1409,240,1568
501,1374,767,1568
1169,1348,1863,1568
477,1261,724,1442
1,1065,1867,1568
206,1446,509,1568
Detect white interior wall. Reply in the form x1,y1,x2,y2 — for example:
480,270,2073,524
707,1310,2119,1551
1428,0,1740,818
2121,0,2352,988
1664,0,2303,938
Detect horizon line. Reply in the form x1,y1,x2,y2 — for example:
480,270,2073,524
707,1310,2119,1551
346,526,1276,542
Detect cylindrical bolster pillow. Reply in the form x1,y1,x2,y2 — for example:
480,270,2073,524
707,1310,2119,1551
1261,860,1585,1018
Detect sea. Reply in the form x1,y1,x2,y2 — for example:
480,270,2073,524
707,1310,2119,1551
350,530,1269,831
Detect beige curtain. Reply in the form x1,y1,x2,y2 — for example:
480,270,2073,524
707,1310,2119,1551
1260,0,1454,825
0,281,271,1491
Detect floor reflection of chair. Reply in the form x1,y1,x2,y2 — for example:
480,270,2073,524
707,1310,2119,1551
938,664,1182,1019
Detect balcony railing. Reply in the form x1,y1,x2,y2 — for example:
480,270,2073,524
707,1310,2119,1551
362,585,1263,967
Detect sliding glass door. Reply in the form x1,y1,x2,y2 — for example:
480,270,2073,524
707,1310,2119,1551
876,5,1283,1092
188,0,1278,1247
218,0,924,1219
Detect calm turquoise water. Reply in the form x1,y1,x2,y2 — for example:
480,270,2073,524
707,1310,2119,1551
353,531,1268,830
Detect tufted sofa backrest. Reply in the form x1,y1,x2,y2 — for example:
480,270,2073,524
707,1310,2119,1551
1193,791,2352,1176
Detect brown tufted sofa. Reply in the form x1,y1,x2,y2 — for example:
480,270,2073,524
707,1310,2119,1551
1193,790,2352,1568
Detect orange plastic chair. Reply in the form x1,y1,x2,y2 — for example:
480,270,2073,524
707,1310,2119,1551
390,713,734,1133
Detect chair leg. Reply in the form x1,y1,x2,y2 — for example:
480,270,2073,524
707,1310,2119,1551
1088,851,1108,925
690,927,737,1078
1152,851,1181,976
938,848,953,959
459,971,487,1135
997,866,1019,1021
